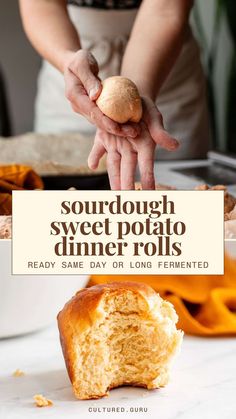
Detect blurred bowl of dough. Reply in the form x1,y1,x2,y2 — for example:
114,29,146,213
0,239,89,338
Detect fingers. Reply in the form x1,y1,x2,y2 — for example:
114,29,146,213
88,140,106,171
89,123,156,191
107,151,121,190
65,70,138,137
138,150,155,190
119,123,140,138
90,104,138,138
120,144,137,190
143,98,179,151
152,129,179,151
91,129,121,190
65,50,140,137
89,105,137,138
89,102,122,134
123,122,141,137
68,50,102,100
137,126,155,190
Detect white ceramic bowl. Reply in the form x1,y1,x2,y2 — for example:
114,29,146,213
0,240,89,338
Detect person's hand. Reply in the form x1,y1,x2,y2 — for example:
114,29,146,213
64,50,139,138
88,123,154,190
141,96,179,153
88,100,179,190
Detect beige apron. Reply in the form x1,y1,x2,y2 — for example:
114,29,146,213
35,6,210,160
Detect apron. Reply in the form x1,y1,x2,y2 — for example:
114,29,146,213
35,6,210,160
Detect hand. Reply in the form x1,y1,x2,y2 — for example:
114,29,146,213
141,96,179,149
88,97,179,190
64,50,139,138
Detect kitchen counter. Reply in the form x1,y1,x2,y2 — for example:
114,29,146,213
1,325,236,419
154,159,236,195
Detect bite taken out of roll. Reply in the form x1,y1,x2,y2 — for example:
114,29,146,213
57,281,183,400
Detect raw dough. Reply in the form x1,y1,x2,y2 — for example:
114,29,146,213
96,76,142,123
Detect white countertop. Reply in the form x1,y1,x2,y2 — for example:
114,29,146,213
1,324,236,419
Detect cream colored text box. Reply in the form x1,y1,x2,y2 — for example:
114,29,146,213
12,190,224,275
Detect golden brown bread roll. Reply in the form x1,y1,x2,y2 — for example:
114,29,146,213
96,76,142,123
57,282,183,400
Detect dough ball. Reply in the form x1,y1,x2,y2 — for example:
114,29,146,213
57,281,183,400
96,76,142,123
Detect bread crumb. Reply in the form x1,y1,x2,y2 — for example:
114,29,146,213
33,394,53,407
13,369,25,377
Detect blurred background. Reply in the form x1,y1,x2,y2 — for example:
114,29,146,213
0,0,235,152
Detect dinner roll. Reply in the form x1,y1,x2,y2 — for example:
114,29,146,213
96,76,142,123
57,282,183,400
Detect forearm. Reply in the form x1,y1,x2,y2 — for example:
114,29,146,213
19,0,81,72
121,0,193,100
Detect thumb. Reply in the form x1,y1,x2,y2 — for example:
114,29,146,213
69,50,102,100
87,78,102,101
